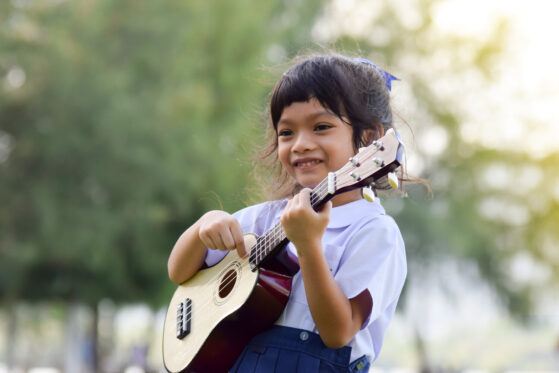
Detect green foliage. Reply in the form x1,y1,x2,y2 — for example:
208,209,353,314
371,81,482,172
0,0,322,306
329,0,559,318
1,0,557,320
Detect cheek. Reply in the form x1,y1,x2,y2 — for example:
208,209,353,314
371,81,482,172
277,145,290,169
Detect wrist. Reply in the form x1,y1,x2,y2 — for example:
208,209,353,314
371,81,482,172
294,237,323,260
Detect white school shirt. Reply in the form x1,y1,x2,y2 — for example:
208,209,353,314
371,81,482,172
205,198,407,363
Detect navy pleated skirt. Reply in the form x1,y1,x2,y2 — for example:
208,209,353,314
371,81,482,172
230,326,370,373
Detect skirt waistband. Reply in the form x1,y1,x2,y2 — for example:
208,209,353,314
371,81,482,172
248,325,352,366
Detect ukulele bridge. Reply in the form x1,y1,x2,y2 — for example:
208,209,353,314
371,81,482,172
176,298,192,339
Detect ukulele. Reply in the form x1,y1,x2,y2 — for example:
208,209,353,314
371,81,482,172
162,128,404,373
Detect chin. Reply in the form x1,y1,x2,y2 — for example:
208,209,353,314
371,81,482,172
298,180,320,189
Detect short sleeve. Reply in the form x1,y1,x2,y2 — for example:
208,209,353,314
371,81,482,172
203,200,285,267
334,215,407,328
204,247,228,267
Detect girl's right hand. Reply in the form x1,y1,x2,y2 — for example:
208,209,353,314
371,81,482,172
198,210,248,258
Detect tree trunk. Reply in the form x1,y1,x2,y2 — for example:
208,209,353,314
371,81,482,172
97,299,116,373
414,325,431,373
64,302,83,373
90,304,99,373
4,300,17,369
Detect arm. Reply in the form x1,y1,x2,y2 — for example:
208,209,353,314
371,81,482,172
280,189,372,348
168,210,247,284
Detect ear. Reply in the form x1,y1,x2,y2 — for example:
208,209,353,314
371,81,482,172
361,125,384,146
377,125,385,139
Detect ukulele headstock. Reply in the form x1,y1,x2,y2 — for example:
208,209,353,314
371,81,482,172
333,129,404,195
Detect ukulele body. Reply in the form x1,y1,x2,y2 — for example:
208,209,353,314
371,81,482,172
162,234,299,373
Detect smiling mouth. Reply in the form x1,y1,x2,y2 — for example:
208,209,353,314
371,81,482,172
294,159,322,168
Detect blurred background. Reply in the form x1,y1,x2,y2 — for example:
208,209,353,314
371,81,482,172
1,0,558,372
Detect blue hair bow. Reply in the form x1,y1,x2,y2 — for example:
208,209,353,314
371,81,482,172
354,58,400,91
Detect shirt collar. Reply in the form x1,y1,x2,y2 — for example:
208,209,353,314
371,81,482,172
274,197,385,229
327,198,385,228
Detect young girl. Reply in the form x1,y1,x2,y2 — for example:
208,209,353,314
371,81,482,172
167,54,407,372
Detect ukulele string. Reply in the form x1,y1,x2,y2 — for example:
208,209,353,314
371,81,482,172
253,177,329,265
176,178,331,335
217,172,341,301
195,145,387,319
170,181,330,361
172,164,367,361
172,141,391,360
210,138,387,296
180,156,378,331
178,159,377,343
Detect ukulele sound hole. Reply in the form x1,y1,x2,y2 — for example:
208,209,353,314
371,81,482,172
218,269,237,299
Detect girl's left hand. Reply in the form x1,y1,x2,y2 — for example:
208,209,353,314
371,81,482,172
280,188,332,252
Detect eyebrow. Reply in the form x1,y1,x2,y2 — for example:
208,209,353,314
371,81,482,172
277,109,337,126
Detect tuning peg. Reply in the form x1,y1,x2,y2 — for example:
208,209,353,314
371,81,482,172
349,156,360,166
387,172,399,189
362,186,376,202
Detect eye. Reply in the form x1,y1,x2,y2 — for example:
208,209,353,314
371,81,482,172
277,129,293,137
314,123,332,131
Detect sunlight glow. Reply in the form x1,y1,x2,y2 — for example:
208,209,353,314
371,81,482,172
317,0,559,158
509,251,551,286
432,0,559,157
478,196,530,226
418,125,448,157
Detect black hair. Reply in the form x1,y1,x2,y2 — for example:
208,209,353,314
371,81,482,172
254,54,398,200
270,55,393,150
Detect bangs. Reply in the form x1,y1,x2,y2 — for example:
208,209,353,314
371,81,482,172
269,58,352,129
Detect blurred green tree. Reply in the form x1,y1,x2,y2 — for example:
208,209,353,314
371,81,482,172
1,0,558,371
0,0,322,369
318,0,559,369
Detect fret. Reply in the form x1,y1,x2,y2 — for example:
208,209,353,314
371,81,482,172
249,177,334,269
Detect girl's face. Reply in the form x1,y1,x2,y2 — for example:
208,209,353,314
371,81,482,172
277,98,361,205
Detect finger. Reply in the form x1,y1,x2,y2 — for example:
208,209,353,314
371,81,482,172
202,223,228,251
283,195,296,216
290,192,300,205
300,188,312,206
300,188,311,198
200,231,219,251
294,189,312,213
220,228,237,251
319,200,332,217
231,224,247,258
317,201,332,227
292,189,304,209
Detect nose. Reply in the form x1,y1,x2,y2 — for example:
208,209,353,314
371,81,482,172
292,131,315,153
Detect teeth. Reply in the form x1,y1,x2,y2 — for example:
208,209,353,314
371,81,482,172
297,160,320,167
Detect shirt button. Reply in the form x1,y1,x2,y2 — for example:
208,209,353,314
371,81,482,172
299,331,309,341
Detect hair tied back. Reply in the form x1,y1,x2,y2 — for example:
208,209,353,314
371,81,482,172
354,58,400,91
